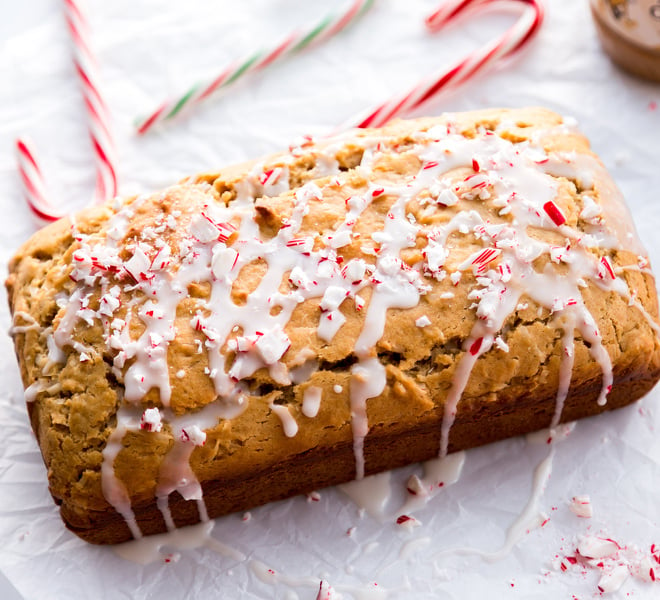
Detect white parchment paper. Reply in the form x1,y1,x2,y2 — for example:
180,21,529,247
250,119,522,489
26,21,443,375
1,0,660,598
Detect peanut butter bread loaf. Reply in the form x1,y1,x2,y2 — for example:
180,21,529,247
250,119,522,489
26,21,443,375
6,108,660,544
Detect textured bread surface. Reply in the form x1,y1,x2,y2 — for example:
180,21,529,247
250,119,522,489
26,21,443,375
6,108,660,544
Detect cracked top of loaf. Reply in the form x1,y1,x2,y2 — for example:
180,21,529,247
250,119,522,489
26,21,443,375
6,107,660,540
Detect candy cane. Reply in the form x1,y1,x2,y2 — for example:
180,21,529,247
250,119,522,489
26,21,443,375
135,0,375,135
15,139,58,222
350,0,545,129
16,0,117,223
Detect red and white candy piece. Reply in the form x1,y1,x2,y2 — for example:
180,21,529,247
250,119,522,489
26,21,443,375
569,494,593,518
350,0,545,128
16,0,117,223
597,564,630,594
180,425,207,446
396,514,422,531
140,407,163,432
316,580,340,600
542,200,566,226
577,536,620,560
15,139,56,222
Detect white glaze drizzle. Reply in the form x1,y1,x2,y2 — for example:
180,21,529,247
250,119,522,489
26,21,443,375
349,359,386,480
432,440,556,565
41,119,655,538
550,314,577,429
101,406,143,540
399,537,432,561
24,381,46,403
486,446,555,561
302,386,322,418
270,403,299,438
338,471,392,518
154,396,247,528
9,310,40,335
399,451,466,515
113,519,245,565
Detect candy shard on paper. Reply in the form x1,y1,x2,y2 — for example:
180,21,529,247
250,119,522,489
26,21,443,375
316,580,341,600
597,564,629,594
569,495,593,518
577,536,620,559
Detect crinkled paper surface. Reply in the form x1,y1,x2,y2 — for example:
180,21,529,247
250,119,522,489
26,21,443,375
1,0,660,598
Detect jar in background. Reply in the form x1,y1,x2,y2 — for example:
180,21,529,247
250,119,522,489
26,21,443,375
590,0,660,81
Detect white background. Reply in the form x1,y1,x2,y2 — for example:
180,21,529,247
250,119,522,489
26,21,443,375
1,0,660,598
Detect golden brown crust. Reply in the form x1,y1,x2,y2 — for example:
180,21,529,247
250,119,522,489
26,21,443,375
6,107,660,544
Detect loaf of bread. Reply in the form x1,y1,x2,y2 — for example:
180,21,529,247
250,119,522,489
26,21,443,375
7,108,660,544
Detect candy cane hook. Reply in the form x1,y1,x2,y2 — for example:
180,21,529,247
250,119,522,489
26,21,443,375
350,0,545,129
16,0,117,223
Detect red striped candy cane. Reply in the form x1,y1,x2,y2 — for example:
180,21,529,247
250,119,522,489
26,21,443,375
350,0,545,129
15,139,59,222
16,0,117,223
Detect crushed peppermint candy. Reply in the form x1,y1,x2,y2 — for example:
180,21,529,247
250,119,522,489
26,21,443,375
436,188,459,206
211,246,238,278
543,200,566,226
578,535,620,559
316,580,340,600
569,495,593,518
396,514,422,531
555,533,660,595
254,327,291,365
598,256,616,281
320,286,349,312
415,315,432,328
597,564,630,593
163,552,180,564
406,474,428,497
140,408,163,432
180,425,206,446
493,336,509,352
579,195,602,222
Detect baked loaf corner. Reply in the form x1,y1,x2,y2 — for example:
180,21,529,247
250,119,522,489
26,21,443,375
7,107,660,544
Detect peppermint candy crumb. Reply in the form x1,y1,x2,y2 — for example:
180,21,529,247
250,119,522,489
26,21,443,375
569,495,593,518
396,514,422,531
140,408,162,432
307,491,321,502
163,552,180,564
180,425,206,446
316,580,340,600
406,474,428,497
597,564,629,594
577,535,620,559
